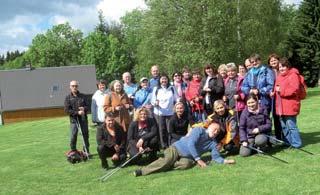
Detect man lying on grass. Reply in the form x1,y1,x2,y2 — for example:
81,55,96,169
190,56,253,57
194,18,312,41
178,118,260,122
134,122,235,176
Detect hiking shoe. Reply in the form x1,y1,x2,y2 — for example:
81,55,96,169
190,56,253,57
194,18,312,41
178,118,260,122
134,169,142,177
101,160,109,170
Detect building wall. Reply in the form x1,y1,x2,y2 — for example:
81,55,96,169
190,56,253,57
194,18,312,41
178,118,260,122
2,107,66,124
0,65,96,112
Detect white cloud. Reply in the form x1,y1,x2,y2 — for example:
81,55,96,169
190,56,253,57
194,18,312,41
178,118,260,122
0,0,147,55
283,0,301,5
97,0,147,22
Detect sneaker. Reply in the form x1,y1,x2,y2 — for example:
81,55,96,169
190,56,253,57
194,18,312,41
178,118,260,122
133,169,142,177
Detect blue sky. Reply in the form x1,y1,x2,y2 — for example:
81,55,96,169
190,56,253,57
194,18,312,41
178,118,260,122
0,0,300,56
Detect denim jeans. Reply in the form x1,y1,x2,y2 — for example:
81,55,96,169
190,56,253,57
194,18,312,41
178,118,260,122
280,116,302,148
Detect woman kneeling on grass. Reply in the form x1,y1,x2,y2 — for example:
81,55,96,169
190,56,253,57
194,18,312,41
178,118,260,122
127,107,159,164
239,94,272,157
133,122,235,177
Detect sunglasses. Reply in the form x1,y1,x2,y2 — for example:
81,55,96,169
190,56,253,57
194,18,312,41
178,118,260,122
70,85,78,87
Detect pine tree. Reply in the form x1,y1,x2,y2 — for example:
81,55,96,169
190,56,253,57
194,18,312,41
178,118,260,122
286,0,320,86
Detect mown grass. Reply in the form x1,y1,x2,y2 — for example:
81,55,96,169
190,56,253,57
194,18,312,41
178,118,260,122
0,88,319,195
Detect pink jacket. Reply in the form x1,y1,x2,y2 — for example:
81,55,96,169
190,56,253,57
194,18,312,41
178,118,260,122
274,68,301,116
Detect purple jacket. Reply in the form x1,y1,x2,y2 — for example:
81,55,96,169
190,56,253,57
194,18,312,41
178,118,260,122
239,106,271,142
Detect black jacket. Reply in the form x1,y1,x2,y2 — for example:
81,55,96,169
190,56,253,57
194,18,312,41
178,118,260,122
64,91,89,122
168,113,189,140
199,75,224,105
127,118,158,144
96,122,126,153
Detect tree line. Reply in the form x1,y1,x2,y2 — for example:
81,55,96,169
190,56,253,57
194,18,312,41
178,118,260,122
1,0,319,86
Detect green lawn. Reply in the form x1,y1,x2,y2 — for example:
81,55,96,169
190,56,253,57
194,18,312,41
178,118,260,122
1,89,320,195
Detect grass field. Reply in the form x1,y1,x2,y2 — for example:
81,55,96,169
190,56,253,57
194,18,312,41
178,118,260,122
0,89,319,195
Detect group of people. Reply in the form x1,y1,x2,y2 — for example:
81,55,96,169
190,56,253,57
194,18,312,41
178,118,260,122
64,53,304,176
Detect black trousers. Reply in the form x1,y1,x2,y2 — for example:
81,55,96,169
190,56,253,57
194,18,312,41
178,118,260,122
97,145,126,164
127,136,158,158
70,117,89,152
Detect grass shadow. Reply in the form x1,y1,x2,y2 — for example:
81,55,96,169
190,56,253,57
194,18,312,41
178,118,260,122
300,131,320,147
306,89,320,98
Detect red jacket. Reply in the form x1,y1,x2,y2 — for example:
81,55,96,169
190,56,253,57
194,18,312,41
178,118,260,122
185,79,203,112
274,68,301,116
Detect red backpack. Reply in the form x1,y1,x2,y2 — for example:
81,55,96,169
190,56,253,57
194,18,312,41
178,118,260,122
298,74,307,100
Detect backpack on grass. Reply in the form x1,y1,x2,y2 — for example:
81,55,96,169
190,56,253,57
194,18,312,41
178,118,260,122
66,150,88,164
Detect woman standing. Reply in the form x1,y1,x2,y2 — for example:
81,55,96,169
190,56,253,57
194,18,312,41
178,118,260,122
185,69,204,123
168,102,190,144
199,64,224,116
151,74,178,149
223,63,246,115
133,77,152,110
239,94,272,157
241,54,274,114
274,57,302,148
268,53,283,141
104,80,132,132
171,71,187,102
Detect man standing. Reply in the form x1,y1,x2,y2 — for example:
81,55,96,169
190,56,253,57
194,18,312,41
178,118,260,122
149,65,160,90
91,80,108,126
64,80,90,154
134,122,235,177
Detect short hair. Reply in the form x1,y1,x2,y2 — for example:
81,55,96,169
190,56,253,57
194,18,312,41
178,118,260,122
133,107,150,121
182,66,190,73
96,79,107,89
122,72,131,78
172,71,182,80
213,100,225,110
192,68,201,75
279,57,291,68
151,65,159,71
246,94,259,103
109,80,124,93
268,53,280,65
226,63,237,71
174,101,185,112
250,53,261,62
203,64,217,76
218,64,227,72
105,112,115,119
157,73,170,88
238,64,247,70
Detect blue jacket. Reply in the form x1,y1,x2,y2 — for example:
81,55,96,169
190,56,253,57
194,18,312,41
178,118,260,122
149,77,159,90
173,127,224,164
133,87,152,108
241,65,274,108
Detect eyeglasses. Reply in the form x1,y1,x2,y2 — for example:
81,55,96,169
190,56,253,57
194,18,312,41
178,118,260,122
70,85,78,88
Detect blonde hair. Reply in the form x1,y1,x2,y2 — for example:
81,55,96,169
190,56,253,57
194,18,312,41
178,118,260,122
218,64,227,72
213,99,225,110
133,107,150,121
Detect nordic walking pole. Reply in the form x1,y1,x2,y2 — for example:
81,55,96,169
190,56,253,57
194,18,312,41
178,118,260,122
247,145,289,164
100,148,147,182
76,117,90,160
265,135,314,155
